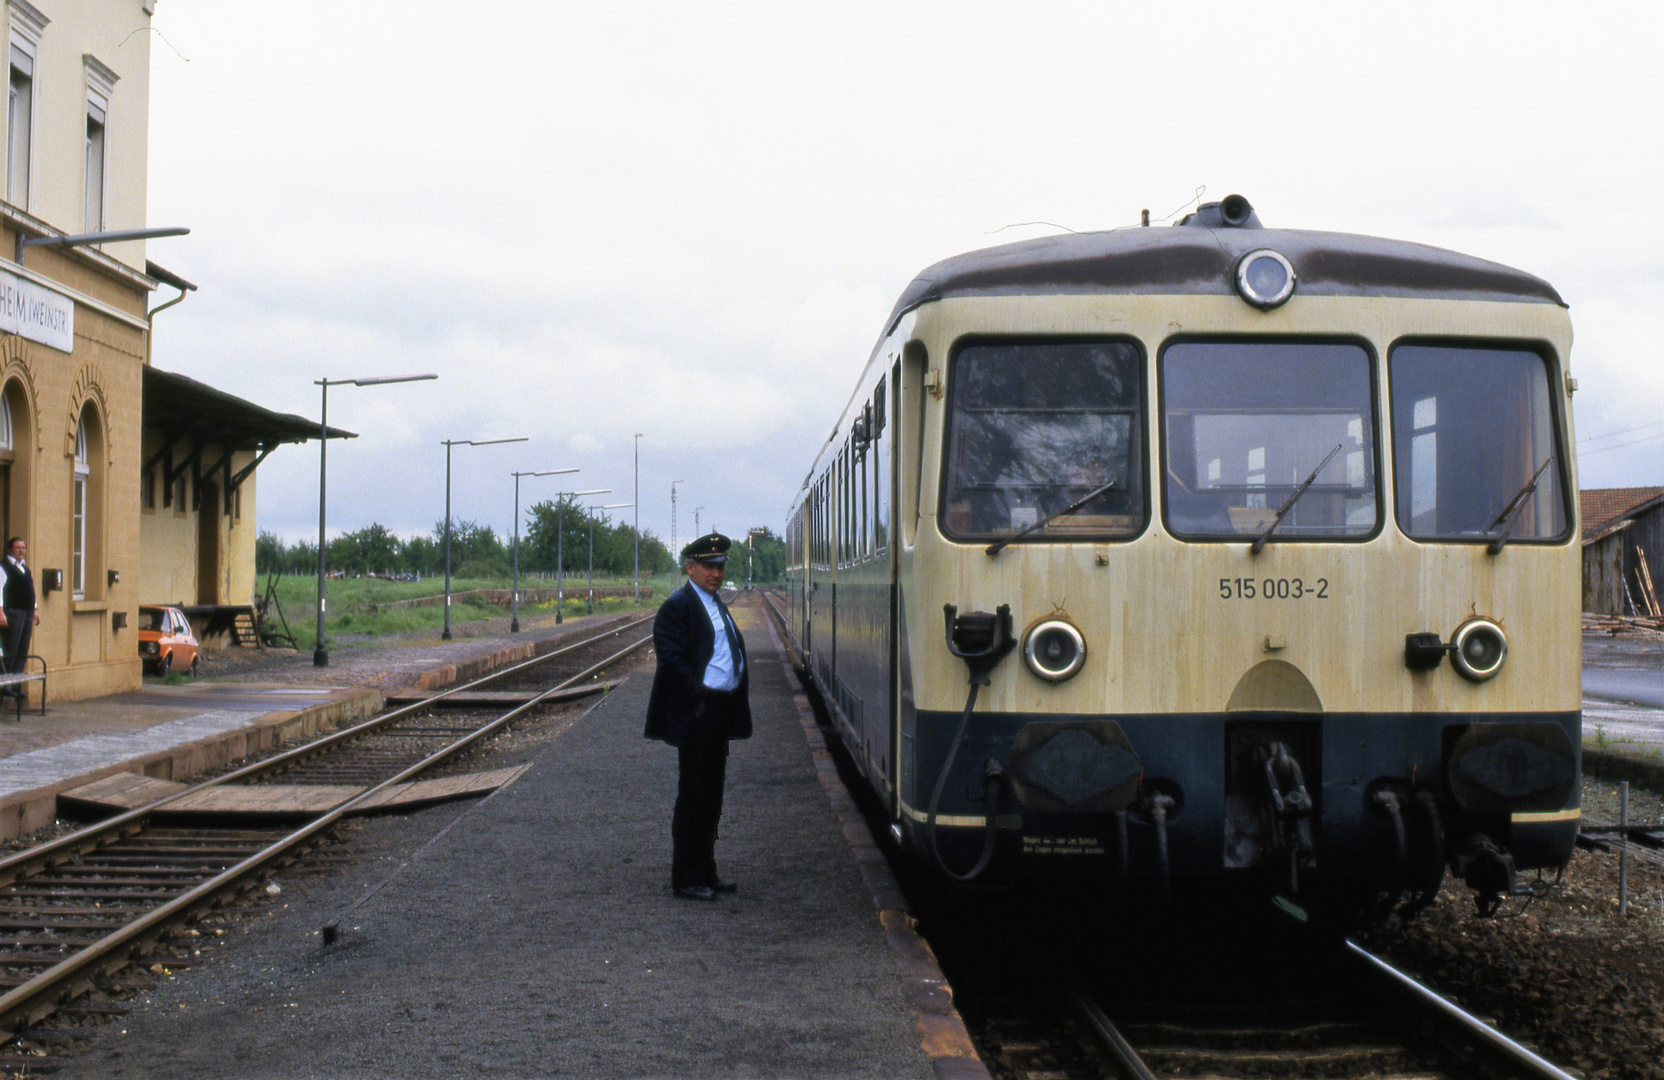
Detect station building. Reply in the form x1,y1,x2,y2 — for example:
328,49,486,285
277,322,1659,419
1,1,336,699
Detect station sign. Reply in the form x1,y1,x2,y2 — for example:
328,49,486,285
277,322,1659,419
0,267,74,353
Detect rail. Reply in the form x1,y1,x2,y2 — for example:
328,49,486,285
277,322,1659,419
1071,939,1577,1080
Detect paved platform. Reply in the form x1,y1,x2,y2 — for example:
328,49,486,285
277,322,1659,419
60,602,949,1078
0,611,637,843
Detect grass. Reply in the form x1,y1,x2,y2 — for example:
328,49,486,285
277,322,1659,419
258,571,695,651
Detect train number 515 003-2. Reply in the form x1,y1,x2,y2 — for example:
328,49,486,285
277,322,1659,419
1219,577,1329,600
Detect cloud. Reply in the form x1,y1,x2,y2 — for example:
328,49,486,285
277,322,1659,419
145,1,1664,545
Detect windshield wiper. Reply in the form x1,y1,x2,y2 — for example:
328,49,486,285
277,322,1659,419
1485,457,1553,555
1250,444,1343,556
985,479,1119,556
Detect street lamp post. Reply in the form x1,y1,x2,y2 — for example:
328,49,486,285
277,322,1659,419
633,434,643,603
511,467,577,633
747,528,766,591
588,502,633,615
554,489,609,623
441,436,528,640
671,480,685,558
694,506,705,536
314,372,437,667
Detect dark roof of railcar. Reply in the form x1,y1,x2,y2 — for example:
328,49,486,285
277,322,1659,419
883,227,1563,334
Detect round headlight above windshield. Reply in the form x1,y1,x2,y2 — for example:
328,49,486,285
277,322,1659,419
1236,249,1296,310
1024,619,1087,683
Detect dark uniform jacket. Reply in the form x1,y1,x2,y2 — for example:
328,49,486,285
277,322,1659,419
643,582,752,747
1,559,35,611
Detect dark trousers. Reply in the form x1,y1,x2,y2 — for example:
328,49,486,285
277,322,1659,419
671,693,735,889
2,611,31,693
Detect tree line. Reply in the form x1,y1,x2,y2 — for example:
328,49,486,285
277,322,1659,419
258,496,786,583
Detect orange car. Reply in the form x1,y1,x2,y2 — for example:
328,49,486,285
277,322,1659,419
138,606,199,676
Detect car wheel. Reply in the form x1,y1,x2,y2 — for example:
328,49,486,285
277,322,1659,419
188,655,200,678
157,652,172,678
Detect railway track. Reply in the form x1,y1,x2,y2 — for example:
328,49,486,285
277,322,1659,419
0,614,653,1053
1578,820,1664,870
1066,937,1575,1080
753,589,1580,1080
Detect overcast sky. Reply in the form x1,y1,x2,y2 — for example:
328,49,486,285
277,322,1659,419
142,2,1664,550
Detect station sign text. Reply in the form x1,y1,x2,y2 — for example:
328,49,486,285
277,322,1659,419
0,268,74,353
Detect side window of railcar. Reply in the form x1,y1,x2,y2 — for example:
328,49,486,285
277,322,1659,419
874,378,889,552
841,444,851,565
1388,344,1569,542
858,413,870,559
940,340,1145,541
1162,341,1377,541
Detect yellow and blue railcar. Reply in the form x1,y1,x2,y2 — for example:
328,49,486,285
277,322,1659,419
784,197,1580,914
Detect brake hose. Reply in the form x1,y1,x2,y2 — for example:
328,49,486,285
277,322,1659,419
924,681,1004,882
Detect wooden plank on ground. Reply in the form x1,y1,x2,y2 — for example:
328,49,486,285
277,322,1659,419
350,765,531,813
58,772,189,813
62,766,532,818
162,784,367,815
383,680,617,708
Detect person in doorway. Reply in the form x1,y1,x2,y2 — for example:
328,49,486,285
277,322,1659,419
0,538,40,699
643,532,752,900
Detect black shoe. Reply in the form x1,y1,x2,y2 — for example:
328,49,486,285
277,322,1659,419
711,880,738,893
675,885,716,901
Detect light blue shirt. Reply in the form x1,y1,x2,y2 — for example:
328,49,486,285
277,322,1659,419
688,581,742,692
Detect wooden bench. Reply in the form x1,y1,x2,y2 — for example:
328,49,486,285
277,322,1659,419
0,655,46,720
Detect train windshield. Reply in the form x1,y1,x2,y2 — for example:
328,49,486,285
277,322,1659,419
1162,342,1377,540
940,340,1144,542
1389,345,1569,543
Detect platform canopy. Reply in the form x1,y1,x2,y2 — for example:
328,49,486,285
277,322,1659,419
142,366,356,511
143,366,355,451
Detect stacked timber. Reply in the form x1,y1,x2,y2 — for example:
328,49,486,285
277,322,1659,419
1583,611,1664,637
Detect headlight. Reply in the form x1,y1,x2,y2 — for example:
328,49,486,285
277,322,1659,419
1451,618,1508,682
1023,619,1086,682
1235,249,1296,310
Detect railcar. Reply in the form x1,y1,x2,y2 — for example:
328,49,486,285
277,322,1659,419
783,196,1580,915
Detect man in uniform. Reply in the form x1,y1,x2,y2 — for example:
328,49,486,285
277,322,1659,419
0,538,39,700
643,532,752,900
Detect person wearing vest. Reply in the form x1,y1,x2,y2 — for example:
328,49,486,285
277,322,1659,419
643,532,752,900
0,538,40,699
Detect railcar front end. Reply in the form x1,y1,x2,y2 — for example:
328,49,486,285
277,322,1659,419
786,200,1580,915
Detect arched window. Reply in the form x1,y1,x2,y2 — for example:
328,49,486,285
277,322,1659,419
73,413,88,597
0,392,11,544
0,381,30,546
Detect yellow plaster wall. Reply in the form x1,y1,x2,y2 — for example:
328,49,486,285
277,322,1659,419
137,427,195,606
0,1,153,274
227,457,257,608
0,310,145,701
139,446,262,616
